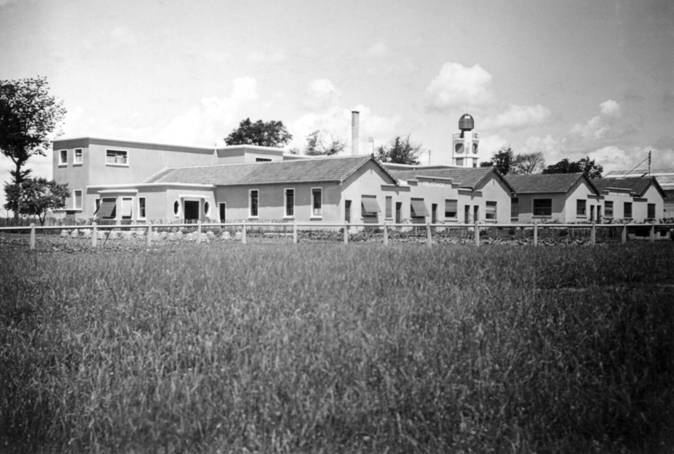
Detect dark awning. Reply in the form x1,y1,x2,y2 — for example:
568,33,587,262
411,199,427,217
361,197,380,215
97,200,116,218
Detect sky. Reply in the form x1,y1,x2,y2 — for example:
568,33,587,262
1,0,673,203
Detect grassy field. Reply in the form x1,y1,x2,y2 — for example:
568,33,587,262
1,242,673,453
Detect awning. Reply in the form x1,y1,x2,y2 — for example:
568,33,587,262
411,199,428,217
97,200,116,218
361,197,380,216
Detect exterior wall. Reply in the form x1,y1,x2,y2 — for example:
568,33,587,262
341,162,397,223
563,181,599,222
215,146,285,163
164,187,217,223
600,186,663,223
641,185,664,221
601,191,636,222
514,180,597,223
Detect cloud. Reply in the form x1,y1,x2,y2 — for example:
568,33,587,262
590,145,674,174
425,62,493,111
479,134,509,156
599,99,621,117
366,41,389,58
482,104,551,130
248,50,286,63
109,26,137,47
571,99,622,140
304,78,339,110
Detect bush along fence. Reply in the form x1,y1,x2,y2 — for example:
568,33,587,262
1,220,674,250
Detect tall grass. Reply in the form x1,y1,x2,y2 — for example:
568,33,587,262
1,243,673,452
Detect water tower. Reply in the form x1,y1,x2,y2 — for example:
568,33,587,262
451,113,479,168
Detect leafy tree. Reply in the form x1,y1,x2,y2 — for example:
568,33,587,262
487,147,514,175
512,152,545,174
375,135,421,165
304,130,345,156
479,161,493,168
543,156,603,178
3,177,69,225
224,118,292,147
0,76,66,219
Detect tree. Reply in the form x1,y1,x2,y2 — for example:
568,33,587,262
224,118,292,147
487,147,514,175
375,136,421,165
543,156,603,179
3,177,69,225
304,130,345,156
0,76,66,219
512,152,545,174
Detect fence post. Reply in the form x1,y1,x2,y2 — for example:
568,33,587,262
474,220,480,247
293,221,298,244
197,220,202,244
29,223,35,250
590,223,596,245
533,221,538,246
621,224,627,244
426,220,432,247
650,224,655,242
242,221,247,244
146,222,152,247
343,221,349,244
383,222,388,245
92,222,98,248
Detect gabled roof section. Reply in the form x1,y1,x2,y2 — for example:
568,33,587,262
146,155,398,186
388,166,512,191
594,177,665,198
506,173,599,195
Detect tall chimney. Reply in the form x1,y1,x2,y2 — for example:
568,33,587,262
351,110,360,156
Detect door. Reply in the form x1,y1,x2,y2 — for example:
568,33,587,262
464,205,471,224
590,205,595,222
184,200,200,222
395,202,402,223
219,202,226,223
597,206,602,223
345,200,351,223
431,203,438,224
473,205,479,223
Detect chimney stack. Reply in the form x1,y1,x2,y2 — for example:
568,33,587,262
351,110,360,156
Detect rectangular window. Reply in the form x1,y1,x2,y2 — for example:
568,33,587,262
59,149,67,165
647,203,656,220
98,197,116,219
249,190,259,217
576,199,586,217
455,157,464,166
138,197,146,219
533,199,552,216
485,201,497,220
121,197,133,219
385,196,392,219
444,199,457,218
74,149,83,165
604,200,613,218
624,202,632,219
284,188,294,217
410,198,427,218
311,188,322,217
106,149,128,165
361,195,379,218
511,197,519,219
255,157,272,162
73,189,83,210
345,200,351,223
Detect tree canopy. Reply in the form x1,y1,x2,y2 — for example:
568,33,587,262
224,118,292,147
304,130,345,156
0,76,66,218
375,136,421,165
512,152,545,174
543,157,603,179
3,177,69,225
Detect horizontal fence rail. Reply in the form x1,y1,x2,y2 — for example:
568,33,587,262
1,221,673,250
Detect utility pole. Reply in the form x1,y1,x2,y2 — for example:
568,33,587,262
648,150,652,176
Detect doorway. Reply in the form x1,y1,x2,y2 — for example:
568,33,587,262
464,205,470,224
473,205,479,223
431,203,438,224
345,200,351,223
219,202,226,223
184,200,200,222
395,202,402,223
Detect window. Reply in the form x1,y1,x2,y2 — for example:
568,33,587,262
345,200,351,223
647,203,656,220
624,202,632,219
73,190,83,210
511,197,519,219
485,201,497,220
385,196,392,219
311,188,322,217
456,157,464,166
284,188,295,217
94,198,101,215
445,199,457,218
74,149,83,165
604,200,613,218
121,197,133,219
576,199,586,217
219,203,226,223
255,158,272,162
138,197,146,219
106,149,128,165
249,189,259,217
533,199,552,216
98,197,116,219
58,149,67,165
361,195,379,218
173,200,180,216
410,198,427,218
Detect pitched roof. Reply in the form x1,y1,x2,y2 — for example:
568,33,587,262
594,177,664,197
146,155,398,186
604,169,674,189
387,167,501,190
506,173,598,195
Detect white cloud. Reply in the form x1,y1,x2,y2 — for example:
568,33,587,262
479,134,509,156
109,26,137,47
366,41,389,58
425,62,493,111
599,99,621,117
521,134,567,163
592,145,674,174
482,104,551,130
571,99,622,140
248,50,286,63
304,78,339,110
